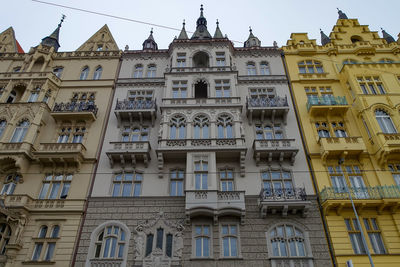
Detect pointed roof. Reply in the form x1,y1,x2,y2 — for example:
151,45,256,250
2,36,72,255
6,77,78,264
0,27,24,53
320,29,331,45
142,29,158,50
381,28,396,44
76,24,119,51
213,20,224,39
41,15,65,52
337,8,348,19
244,27,261,48
177,20,188,40
191,5,212,40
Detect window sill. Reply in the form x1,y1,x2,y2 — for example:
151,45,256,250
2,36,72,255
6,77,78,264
22,260,55,265
218,257,243,260
190,257,214,261
31,237,60,241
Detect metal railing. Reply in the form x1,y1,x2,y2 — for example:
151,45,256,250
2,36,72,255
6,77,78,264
259,187,307,201
320,185,400,202
52,102,98,116
247,96,288,108
306,96,347,111
115,99,156,110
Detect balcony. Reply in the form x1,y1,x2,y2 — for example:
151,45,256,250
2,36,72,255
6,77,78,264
114,99,157,126
106,141,151,168
246,96,289,125
0,71,61,86
168,66,233,73
373,133,400,166
51,102,98,121
89,259,123,267
161,97,242,109
0,142,35,160
185,190,246,224
253,139,298,166
259,188,309,217
33,143,87,168
306,96,349,116
318,137,366,161
320,185,400,214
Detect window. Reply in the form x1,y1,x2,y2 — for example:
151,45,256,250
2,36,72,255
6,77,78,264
260,62,270,75
216,52,226,66
388,164,400,186
10,120,29,142
128,90,153,101
28,87,40,102
375,110,396,133
57,127,71,143
169,115,186,139
193,51,209,68
331,121,347,137
363,218,386,254
72,127,86,143
172,81,187,98
144,227,173,257
121,126,149,142
315,122,330,138
215,80,230,97
255,124,283,139
0,224,11,255
133,65,143,78
217,114,233,138
305,86,333,102
269,224,306,257
6,90,16,103
170,169,184,196
52,67,63,78
146,64,156,78
379,58,394,63
32,225,60,261
328,165,368,198
343,59,358,64
249,88,275,99
357,76,386,95
112,172,143,197
93,66,102,80
221,225,238,257
246,62,256,75
262,170,293,193
194,80,208,98
194,225,210,257
298,60,324,74
193,115,209,139
345,219,367,254
94,225,126,259
96,45,103,51
80,66,89,80
194,159,208,190
42,90,51,103
1,174,20,195
0,86,4,99
176,53,186,68
13,67,21,72
39,174,72,199
0,120,6,139
219,168,234,191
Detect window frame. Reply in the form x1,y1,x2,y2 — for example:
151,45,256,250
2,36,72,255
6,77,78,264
169,168,184,196
192,224,212,258
259,61,270,75
38,173,72,200
93,66,103,80
194,159,208,190
298,60,324,74
133,65,143,78
31,224,60,262
375,109,397,134
172,81,187,98
217,114,233,139
219,168,235,191
363,218,386,254
111,171,143,197
215,80,231,97
1,173,20,195
0,119,7,140
169,115,186,139
10,120,29,143
220,224,240,258
246,62,257,75
80,66,90,80
344,218,368,255
193,115,210,139
146,64,156,78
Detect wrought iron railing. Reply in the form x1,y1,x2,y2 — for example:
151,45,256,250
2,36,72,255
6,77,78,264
52,102,98,116
306,96,347,111
320,185,400,202
259,187,306,201
115,99,156,110
247,96,288,108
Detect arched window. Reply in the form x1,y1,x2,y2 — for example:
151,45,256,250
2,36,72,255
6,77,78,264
32,225,58,261
193,51,209,68
146,64,156,78
133,65,143,78
255,124,283,140
298,60,324,74
80,66,89,80
0,224,11,255
260,62,270,75
6,90,16,103
193,115,209,139
246,62,256,75
51,225,60,238
269,224,306,257
375,109,397,133
10,120,29,143
53,67,64,78
0,120,6,139
93,66,102,80
1,173,20,195
351,35,362,43
94,225,126,259
169,115,186,139
217,114,233,138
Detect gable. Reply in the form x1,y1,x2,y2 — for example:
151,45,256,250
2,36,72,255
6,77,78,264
76,24,119,51
0,27,24,53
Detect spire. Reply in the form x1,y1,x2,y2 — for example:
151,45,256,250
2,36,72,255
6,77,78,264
244,26,261,48
320,29,331,45
41,14,65,52
213,20,224,38
142,28,158,50
177,20,188,39
381,28,396,44
337,8,348,19
191,5,212,40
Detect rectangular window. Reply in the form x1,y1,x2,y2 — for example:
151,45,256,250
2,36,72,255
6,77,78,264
388,164,400,186
219,168,234,191
345,218,367,254
194,159,208,190
112,172,142,197
216,52,226,66
221,225,238,257
32,243,43,261
39,174,72,199
357,76,386,95
128,90,153,101
172,81,187,98
194,225,210,257
249,88,275,99
170,169,184,196
176,53,186,68
262,170,293,193
28,92,39,102
215,80,230,97
363,218,386,254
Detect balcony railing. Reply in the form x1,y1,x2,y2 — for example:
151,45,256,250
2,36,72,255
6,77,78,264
306,96,347,111
318,136,366,161
161,97,241,107
115,99,156,110
33,143,87,167
106,141,151,167
247,96,288,108
53,102,98,115
114,99,157,126
320,185,400,202
259,187,307,202
246,96,289,124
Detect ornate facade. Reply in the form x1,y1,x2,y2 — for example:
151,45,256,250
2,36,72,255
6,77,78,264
0,21,120,266
283,10,400,267
74,6,331,267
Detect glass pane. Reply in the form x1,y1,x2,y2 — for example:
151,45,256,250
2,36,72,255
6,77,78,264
195,238,202,257
297,241,305,256
289,240,297,256
203,226,209,235
145,234,153,256
279,241,287,256
202,174,208,190
122,183,132,196
156,228,164,249
177,181,183,196
170,181,176,196
118,244,124,258
60,183,70,199
39,183,50,199
49,183,60,199
223,238,229,256
166,234,173,257
195,174,201,190
231,238,237,256
277,226,284,236
133,183,141,196
95,244,101,258
112,184,121,196
124,173,133,181
51,226,60,238
103,238,111,258
203,238,209,257
222,226,228,235
272,241,279,256
32,243,43,260
195,226,202,235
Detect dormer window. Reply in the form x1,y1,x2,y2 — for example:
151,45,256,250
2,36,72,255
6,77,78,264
96,45,103,51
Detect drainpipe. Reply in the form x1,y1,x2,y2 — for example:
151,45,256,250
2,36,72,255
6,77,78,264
71,54,123,267
280,51,337,267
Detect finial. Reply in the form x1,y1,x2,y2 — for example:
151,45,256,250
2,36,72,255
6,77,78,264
150,28,153,34
249,26,252,33
200,4,204,15
183,19,185,26
216,19,219,26
58,14,66,27
320,28,322,32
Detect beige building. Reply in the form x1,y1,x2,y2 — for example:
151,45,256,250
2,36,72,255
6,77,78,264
75,6,332,267
0,20,120,266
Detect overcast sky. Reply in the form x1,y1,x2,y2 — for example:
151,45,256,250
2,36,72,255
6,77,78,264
2,0,399,52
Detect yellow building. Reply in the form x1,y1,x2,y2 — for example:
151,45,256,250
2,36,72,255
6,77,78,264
0,19,120,266
283,10,400,267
